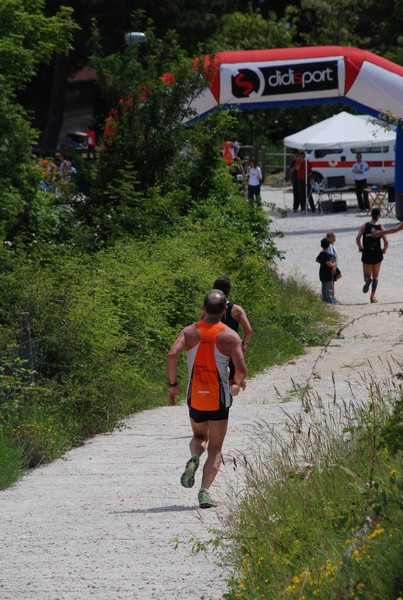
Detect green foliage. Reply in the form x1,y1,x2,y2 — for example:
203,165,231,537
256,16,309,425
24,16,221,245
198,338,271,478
286,0,403,63
90,27,211,194
378,396,403,455
0,1,77,245
207,8,294,52
11,415,69,468
0,1,76,90
0,352,48,427
209,380,403,599
0,427,26,489
286,0,360,47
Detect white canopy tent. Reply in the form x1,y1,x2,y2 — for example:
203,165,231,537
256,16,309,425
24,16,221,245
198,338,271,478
283,111,396,150
282,111,396,211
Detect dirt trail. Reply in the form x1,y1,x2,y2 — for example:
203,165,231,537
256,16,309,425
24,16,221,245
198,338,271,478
0,187,401,600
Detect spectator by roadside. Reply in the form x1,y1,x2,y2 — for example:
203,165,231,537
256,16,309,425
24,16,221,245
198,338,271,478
295,151,316,212
247,157,262,205
86,126,97,160
352,153,370,210
326,231,342,299
289,150,300,212
222,140,239,166
316,237,336,303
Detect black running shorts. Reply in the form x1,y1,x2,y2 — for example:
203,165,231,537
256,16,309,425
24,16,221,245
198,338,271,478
189,405,230,423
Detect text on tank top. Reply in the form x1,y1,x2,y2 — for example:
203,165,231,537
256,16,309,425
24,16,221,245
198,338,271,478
363,222,382,251
186,321,230,411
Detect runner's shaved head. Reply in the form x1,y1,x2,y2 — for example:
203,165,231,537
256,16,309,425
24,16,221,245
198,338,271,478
203,289,227,315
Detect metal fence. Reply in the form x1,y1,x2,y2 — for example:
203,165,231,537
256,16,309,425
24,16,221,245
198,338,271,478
239,146,295,184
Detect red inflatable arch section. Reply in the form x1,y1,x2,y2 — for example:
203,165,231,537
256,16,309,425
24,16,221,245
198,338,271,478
192,47,403,119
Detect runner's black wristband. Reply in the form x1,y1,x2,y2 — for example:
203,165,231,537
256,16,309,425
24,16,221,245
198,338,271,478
169,382,178,387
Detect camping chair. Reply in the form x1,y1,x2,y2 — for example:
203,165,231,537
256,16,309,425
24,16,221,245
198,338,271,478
310,179,326,214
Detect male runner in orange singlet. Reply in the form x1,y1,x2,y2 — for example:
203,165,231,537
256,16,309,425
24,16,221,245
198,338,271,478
166,289,247,508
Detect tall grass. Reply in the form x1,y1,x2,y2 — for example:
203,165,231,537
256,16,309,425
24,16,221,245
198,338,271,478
0,429,26,487
212,364,402,599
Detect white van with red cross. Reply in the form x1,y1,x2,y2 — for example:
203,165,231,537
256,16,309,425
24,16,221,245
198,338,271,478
308,144,395,187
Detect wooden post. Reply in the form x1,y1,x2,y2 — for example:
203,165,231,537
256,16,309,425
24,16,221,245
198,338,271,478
260,145,266,182
20,312,34,378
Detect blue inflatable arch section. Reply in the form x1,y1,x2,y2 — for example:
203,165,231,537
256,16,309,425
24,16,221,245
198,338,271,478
190,46,403,219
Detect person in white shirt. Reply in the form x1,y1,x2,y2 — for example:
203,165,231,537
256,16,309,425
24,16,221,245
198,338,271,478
247,158,262,204
352,153,370,210
326,231,341,299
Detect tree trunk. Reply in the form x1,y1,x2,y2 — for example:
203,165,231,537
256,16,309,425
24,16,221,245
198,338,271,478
40,54,70,153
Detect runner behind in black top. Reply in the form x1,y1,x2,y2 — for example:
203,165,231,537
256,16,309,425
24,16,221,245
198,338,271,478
356,208,388,303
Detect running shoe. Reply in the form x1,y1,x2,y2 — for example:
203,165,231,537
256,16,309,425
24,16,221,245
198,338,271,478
198,489,217,509
370,296,378,303
180,455,199,488
362,279,372,293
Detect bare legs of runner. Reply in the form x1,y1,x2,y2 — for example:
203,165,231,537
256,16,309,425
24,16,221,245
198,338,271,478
189,419,228,489
363,261,382,302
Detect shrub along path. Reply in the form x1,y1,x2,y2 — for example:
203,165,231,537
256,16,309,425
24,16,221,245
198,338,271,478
0,188,401,600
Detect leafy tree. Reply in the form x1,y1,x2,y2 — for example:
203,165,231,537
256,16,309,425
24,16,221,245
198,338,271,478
286,0,403,65
286,0,359,47
206,8,295,52
0,0,77,243
354,0,403,64
67,25,239,244
21,0,233,151
124,0,231,53
0,0,76,164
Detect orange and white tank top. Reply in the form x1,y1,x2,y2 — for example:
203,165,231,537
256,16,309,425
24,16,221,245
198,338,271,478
186,321,231,411
223,141,234,165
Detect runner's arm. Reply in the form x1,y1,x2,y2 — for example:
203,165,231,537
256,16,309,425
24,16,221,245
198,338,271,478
233,304,252,352
166,330,186,406
373,222,403,237
381,228,389,253
231,338,247,388
356,225,365,251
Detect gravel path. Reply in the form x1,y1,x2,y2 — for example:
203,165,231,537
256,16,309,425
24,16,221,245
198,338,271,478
1,187,401,600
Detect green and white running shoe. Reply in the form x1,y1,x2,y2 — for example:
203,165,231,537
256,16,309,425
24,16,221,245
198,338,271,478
180,455,199,488
198,489,217,509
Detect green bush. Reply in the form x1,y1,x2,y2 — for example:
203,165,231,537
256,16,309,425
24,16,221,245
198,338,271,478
215,380,403,600
0,427,26,489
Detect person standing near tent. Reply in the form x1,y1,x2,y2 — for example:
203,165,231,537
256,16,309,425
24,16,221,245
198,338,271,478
326,231,342,300
289,150,300,212
295,151,315,212
223,140,239,166
86,126,97,160
247,157,263,204
316,238,336,303
352,153,370,210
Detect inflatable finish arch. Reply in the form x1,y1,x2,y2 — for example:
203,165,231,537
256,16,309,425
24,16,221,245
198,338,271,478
190,46,403,219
